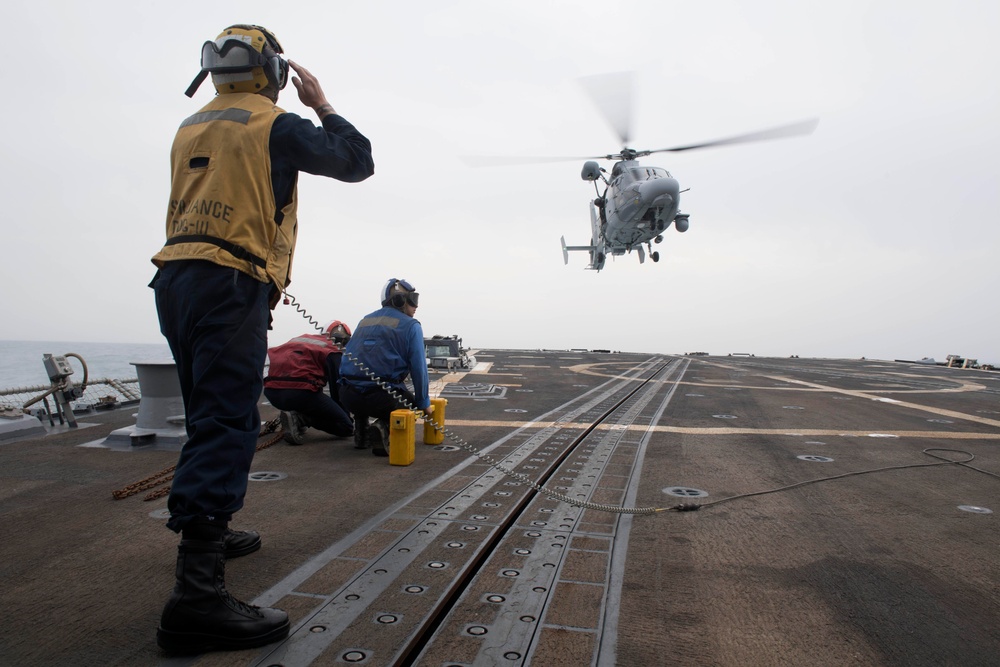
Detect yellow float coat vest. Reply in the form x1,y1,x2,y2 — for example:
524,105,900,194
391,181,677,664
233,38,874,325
152,93,298,301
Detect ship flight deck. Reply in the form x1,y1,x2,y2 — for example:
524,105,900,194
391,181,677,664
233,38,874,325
1,350,998,666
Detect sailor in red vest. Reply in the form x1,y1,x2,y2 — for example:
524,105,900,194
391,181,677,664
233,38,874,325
264,321,354,444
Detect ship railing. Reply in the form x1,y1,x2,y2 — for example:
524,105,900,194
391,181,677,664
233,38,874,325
0,378,142,418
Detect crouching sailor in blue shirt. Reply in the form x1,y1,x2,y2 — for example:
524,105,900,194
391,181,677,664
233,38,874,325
149,24,373,655
339,278,433,456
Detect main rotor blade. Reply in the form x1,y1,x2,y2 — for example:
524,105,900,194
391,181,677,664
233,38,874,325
578,71,634,146
461,116,819,167
461,154,610,168
640,118,819,155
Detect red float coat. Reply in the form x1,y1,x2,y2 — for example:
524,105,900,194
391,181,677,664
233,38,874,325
264,334,340,391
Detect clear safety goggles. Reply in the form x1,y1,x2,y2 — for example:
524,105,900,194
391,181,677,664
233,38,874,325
200,38,287,89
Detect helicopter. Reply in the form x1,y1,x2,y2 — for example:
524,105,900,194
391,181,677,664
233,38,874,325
466,72,818,271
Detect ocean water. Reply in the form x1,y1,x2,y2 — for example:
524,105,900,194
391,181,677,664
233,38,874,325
0,340,172,390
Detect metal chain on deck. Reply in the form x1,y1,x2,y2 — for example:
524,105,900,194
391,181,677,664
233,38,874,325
112,417,285,502
111,466,175,500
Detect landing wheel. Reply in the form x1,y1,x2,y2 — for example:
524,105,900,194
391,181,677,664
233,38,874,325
654,235,663,244
651,251,660,262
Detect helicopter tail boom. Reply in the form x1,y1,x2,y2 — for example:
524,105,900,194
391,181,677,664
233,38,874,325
560,201,608,271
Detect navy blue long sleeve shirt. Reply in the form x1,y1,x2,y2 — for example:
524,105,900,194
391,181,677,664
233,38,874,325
269,112,374,225
340,306,430,411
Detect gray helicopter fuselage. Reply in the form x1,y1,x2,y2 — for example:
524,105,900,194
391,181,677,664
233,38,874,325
603,160,680,250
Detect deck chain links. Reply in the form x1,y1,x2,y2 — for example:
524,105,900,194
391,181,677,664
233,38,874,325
112,418,283,502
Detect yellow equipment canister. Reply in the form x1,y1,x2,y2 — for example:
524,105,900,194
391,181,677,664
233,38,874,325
423,398,448,445
389,409,415,466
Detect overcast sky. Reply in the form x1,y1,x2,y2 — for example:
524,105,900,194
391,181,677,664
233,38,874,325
3,1,998,363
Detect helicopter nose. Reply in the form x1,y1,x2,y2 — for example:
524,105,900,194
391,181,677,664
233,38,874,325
640,177,679,207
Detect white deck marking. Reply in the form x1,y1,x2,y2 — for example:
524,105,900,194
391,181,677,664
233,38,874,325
439,419,1000,439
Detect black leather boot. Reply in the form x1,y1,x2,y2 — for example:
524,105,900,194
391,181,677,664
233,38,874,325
353,420,369,449
369,419,389,457
156,538,289,654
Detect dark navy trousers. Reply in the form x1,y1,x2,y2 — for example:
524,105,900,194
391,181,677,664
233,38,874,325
152,260,272,533
263,385,354,437
339,383,417,427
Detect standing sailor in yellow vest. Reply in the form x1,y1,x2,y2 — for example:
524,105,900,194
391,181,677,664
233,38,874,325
150,24,374,654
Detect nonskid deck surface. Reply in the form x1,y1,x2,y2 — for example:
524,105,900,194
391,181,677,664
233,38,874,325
1,351,998,666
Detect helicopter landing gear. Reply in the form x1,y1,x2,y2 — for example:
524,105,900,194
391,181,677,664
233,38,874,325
654,235,663,244
645,242,660,263
591,251,606,271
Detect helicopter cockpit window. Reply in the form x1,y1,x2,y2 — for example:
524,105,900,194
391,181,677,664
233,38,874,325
630,167,671,180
